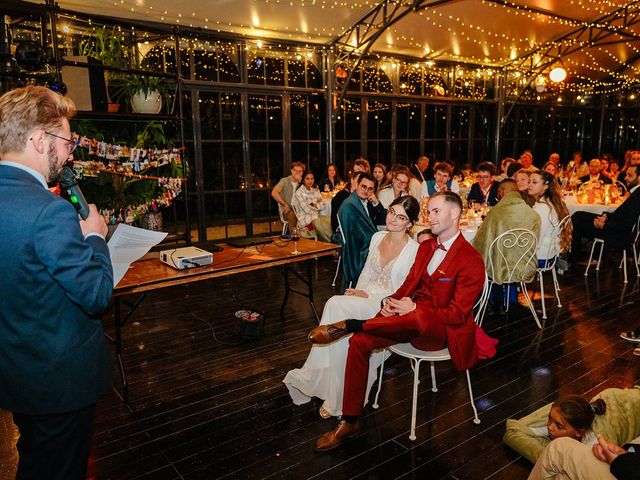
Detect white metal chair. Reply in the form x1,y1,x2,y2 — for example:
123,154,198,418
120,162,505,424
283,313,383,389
332,216,346,287
584,214,640,283
480,228,540,329
536,215,571,319
372,275,490,441
277,204,289,237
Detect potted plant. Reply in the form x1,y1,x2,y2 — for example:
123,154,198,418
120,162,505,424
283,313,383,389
113,75,166,114
79,26,131,112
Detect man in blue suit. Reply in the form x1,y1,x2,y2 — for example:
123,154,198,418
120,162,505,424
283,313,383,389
0,86,114,479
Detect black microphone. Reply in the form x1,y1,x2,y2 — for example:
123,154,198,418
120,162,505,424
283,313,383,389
59,166,90,220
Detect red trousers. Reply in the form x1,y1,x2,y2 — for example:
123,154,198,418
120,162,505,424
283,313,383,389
342,309,446,416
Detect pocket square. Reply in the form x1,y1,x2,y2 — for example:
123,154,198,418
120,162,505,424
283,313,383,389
437,277,452,282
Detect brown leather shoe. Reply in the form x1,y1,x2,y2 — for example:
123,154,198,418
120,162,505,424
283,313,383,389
314,419,361,452
308,321,348,344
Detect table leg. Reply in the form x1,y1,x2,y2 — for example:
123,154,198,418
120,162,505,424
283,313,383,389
307,260,320,321
280,260,320,323
109,294,146,405
280,265,290,320
114,297,128,405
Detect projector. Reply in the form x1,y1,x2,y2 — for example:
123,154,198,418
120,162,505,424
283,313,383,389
160,246,213,270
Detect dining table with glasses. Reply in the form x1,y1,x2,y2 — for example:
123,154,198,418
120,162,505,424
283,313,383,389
563,195,621,215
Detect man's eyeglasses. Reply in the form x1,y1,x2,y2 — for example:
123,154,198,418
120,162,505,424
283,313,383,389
359,184,375,193
387,208,409,222
45,132,79,154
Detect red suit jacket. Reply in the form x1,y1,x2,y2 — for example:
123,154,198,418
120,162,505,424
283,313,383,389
390,234,486,371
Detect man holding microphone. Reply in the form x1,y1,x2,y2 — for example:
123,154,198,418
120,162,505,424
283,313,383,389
0,86,113,479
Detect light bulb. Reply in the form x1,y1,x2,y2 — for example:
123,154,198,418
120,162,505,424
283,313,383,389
549,66,567,83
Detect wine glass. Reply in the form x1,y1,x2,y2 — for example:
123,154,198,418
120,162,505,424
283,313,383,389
291,227,301,255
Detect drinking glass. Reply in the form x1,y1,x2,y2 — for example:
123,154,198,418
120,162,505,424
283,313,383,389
291,227,301,255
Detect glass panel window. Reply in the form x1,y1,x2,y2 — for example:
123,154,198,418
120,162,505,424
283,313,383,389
220,93,242,140
426,105,447,139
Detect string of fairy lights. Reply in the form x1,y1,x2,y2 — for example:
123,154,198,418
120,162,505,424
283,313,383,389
17,1,640,101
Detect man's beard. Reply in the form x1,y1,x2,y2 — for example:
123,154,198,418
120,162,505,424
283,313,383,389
45,142,64,182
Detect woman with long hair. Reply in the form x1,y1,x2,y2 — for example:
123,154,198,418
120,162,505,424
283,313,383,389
291,170,333,242
527,171,572,265
283,196,420,419
373,163,389,191
319,163,342,192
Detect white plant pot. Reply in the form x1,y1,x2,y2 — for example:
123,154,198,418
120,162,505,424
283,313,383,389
131,89,162,114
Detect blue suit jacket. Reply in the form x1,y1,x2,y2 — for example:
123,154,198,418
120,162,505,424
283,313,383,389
0,164,114,414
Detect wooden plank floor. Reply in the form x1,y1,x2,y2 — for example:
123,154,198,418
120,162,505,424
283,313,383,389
1,255,639,479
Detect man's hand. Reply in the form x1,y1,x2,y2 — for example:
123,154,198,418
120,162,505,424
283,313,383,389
369,191,379,205
79,204,108,238
384,297,416,316
593,215,607,229
282,204,292,215
345,288,368,298
592,434,627,465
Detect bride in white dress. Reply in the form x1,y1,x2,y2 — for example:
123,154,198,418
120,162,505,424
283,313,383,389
283,196,421,418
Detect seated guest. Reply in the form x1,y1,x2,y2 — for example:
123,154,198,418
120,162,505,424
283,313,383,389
467,161,499,206
331,171,361,233
519,151,539,171
353,157,370,173
319,163,341,192
565,151,589,183
409,155,431,199
571,166,640,256
308,192,485,452
283,196,420,418
378,166,411,209
527,172,572,266
372,163,389,191
507,161,523,179
496,157,517,181
422,162,460,197
461,162,473,178
515,169,536,207
291,171,333,242
336,173,379,292
271,161,305,229
579,158,612,185
472,179,540,310
605,160,621,183
542,161,559,177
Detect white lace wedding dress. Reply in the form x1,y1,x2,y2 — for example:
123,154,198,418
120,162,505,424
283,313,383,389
283,231,419,416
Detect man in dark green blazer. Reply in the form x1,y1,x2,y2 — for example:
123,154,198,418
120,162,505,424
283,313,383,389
336,173,378,293
0,86,114,479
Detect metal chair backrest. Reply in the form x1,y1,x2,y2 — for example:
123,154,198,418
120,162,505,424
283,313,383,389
474,273,490,327
615,180,628,195
486,228,538,284
336,212,347,244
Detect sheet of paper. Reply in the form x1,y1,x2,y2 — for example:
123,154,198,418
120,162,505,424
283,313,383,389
107,224,167,286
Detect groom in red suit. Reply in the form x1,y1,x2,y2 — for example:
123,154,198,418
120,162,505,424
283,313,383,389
308,191,486,452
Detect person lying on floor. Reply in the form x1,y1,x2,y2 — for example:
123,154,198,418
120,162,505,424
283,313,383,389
283,196,420,419
307,191,486,452
504,387,640,463
528,433,640,480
